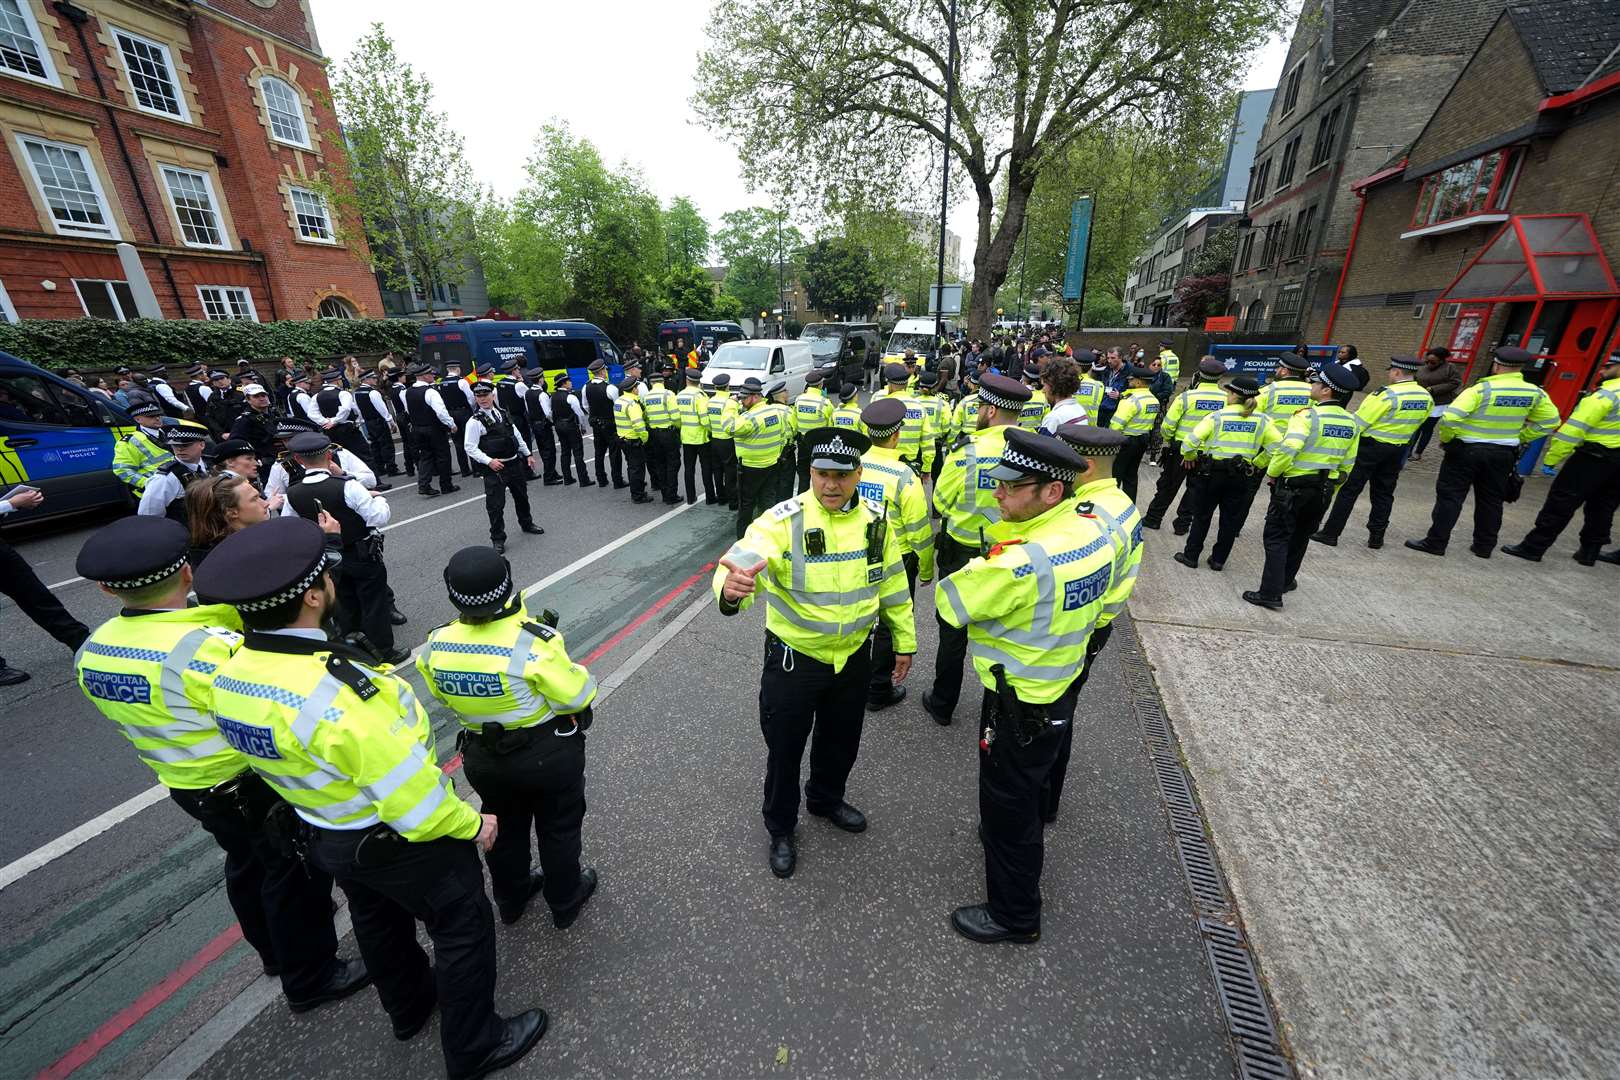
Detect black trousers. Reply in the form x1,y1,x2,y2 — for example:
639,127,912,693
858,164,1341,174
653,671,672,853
529,421,560,482
1142,441,1187,525
1116,433,1149,502
1259,480,1332,599
1321,438,1406,539
414,428,454,493
1423,442,1517,551
736,463,776,538
979,690,1070,933
929,535,975,715
1519,448,1620,553
168,774,337,997
1039,623,1112,823
334,549,394,651
311,830,502,1077
649,428,680,501
796,435,815,492
623,439,648,499
0,536,88,668
682,442,718,503
1181,468,1259,564
868,552,918,702
365,422,396,476
462,725,587,913
555,424,588,483
716,441,738,507
480,463,535,541
591,420,624,486
1411,413,1443,457
448,413,474,476
396,421,415,475
758,632,871,837
775,444,797,502
330,421,376,471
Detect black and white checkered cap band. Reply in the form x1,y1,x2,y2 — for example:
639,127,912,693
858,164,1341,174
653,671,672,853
866,419,902,437
166,429,208,443
812,434,861,460
978,387,1023,412
93,552,188,590
448,569,513,609
237,553,335,612
999,445,1078,483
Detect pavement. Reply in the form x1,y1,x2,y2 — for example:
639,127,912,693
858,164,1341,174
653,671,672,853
1127,451,1620,1080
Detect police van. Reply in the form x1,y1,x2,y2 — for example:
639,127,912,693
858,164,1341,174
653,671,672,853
0,351,138,525
418,319,625,391
657,318,745,360
883,317,956,367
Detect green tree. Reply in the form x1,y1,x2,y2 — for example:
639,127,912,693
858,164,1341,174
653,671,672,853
803,237,881,319
695,0,1284,337
663,196,711,269
472,190,566,316
660,263,720,319
715,207,804,318
318,25,478,308
831,199,937,316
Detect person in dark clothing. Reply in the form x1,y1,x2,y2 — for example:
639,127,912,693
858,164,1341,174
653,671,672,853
1409,347,1463,462
441,365,476,478
228,383,282,480
0,488,90,685
583,359,626,489
465,382,543,555
385,371,415,477
522,369,564,485
354,369,399,477
546,373,591,486
403,366,460,497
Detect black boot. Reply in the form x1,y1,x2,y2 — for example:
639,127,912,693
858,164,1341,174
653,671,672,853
1573,544,1600,566
1500,542,1542,562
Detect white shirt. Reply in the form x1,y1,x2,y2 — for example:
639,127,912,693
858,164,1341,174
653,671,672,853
264,448,377,499
464,407,533,464
137,459,207,516
1040,397,1090,434
152,380,187,412
279,469,391,528
538,390,588,426
413,381,456,429
302,385,355,424
588,377,621,404
360,388,393,427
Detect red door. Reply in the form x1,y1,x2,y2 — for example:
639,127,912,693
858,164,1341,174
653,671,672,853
1542,299,1618,416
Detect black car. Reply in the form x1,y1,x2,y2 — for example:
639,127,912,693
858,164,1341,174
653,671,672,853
800,323,880,387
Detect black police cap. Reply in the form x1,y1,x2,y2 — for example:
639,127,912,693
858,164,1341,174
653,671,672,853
1225,374,1262,398
862,397,906,436
444,546,514,617
977,372,1032,411
685,367,703,381
1198,356,1228,378
208,437,257,462
987,427,1085,484
1126,363,1154,381
76,516,189,590
287,431,331,455
193,516,331,612
276,415,321,437
802,426,870,471
1054,422,1128,458
710,372,731,389
883,362,910,384
1494,346,1533,367
737,376,765,395
838,381,858,401
1278,351,1311,373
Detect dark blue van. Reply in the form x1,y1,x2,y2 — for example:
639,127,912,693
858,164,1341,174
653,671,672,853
419,320,624,390
657,318,745,358
0,351,137,524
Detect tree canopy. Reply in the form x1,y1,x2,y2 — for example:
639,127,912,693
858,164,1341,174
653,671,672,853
715,208,805,320
663,196,711,269
803,238,881,319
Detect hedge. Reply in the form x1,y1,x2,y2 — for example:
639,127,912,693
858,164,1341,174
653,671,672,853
0,318,423,372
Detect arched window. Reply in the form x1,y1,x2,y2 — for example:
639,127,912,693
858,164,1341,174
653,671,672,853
317,296,356,319
260,75,309,148
1244,300,1266,332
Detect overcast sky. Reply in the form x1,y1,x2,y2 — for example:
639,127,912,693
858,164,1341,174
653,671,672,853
309,0,1290,272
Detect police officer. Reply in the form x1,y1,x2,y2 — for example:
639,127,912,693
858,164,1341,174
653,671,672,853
546,372,591,486
147,364,190,418
925,372,1031,726
521,368,564,486
1157,337,1181,383
676,367,717,504
831,381,865,432
355,368,399,479
1072,350,1106,419
642,365,682,504
715,427,916,878
1312,355,1435,549
419,547,599,927
874,363,926,469
385,368,416,479
730,376,790,536
584,359,626,490
405,364,460,497
279,432,406,663
936,428,1114,943
309,368,379,477
950,369,982,444
137,421,212,520
915,371,946,481
768,380,797,501
614,376,653,504
112,404,174,495
1406,345,1561,558
74,516,366,1010
706,372,739,509
1172,375,1278,571
183,363,213,422
195,519,546,1080
228,383,280,479
264,416,379,503
792,369,834,491
859,399,934,711
1503,351,1620,565
465,381,543,554
1244,363,1362,610
441,363,477,478
1109,363,1160,502
1143,357,1228,531
1251,351,1315,495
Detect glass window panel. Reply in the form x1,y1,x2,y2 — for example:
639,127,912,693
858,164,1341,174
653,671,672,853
114,30,183,117
1533,254,1613,294
1447,263,1536,300
24,139,111,234
76,280,120,320
1520,215,1595,254
290,187,332,241
161,167,224,247
260,77,308,146
0,0,48,80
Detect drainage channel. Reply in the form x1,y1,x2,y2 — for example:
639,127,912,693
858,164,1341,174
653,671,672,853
1119,628,1295,1080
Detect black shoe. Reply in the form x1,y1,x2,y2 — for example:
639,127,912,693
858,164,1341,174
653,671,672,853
497,870,545,926
553,867,598,929
1172,523,1189,536
769,836,796,878
286,957,372,1013
1141,518,1161,530
449,1009,548,1080
376,647,412,666
613,482,630,490
1171,551,1199,569
1310,532,1337,546
921,689,952,726
1405,538,1445,556
1470,545,1493,559
390,606,408,626
261,959,281,977
1284,579,1298,593
867,685,907,711
1367,531,1384,550
1207,558,1224,571
543,477,564,486
392,988,437,1040
563,476,577,485
950,904,1039,944
441,484,460,493
493,540,506,554
373,482,393,493
631,494,654,503
579,479,595,488
521,524,545,535
810,801,866,833
1598,548,1620,565
460,470,473,478
0,664,30,687
419,488,440,498
1574,545,1600,566
1241,590,1283,611
1501,543,1542,562
704,497,719,505
663,497,682,505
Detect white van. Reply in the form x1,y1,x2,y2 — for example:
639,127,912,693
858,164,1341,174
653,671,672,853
883,317,956,365
701,339,817,397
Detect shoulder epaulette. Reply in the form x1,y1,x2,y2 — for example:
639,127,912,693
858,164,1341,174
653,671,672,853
769,498,803,521
324,653,380,701
522,620,557,642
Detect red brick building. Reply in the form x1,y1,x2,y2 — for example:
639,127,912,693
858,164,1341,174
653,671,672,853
1324,2,1620,416
0,0,381,324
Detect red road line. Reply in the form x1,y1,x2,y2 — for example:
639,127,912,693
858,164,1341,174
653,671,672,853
36,563,713,1079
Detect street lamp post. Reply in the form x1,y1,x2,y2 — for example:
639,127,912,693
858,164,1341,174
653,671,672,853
933,0,959,345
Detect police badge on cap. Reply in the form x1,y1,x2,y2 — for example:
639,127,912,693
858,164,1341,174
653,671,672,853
802,426,870,471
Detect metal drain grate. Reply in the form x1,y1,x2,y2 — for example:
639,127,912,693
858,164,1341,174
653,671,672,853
1119,631,1296,1079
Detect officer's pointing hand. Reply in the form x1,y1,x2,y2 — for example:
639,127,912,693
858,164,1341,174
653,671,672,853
892,653,913,684
475,813,498,852
719,556,766,602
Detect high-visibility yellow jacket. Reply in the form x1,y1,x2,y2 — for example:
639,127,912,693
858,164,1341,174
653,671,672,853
209,639,480,842
916,393,946,469
76,605,247,789
873,388,928,462
642,385,677,430
1183,405,1282,462
954,395,983,441
1267,402,1360,480
732,401,790,467
675,387,711,445
1546,376,1620,467
715,493,916,670
1110,387,1160,435
1162,386,1228,444
1352,380,1433,444
707,392,739,442
1018,398,1048,433
936,498,1114,704
1256,378,1313,432
1072,478,1142,628
858,443,936,580
419,608,596,731
934,423,1013,549
1439,372,1560,447
614,394,648,442
1158,349,1181,380
1075,377,1106,416
113,428,174,492
831,402,866,433
792,388,833,435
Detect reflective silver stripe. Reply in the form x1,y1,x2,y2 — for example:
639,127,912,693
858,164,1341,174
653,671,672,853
789,512,806,593
968,639,1090,682
363,743,434,804
938,576,970,626
554,672,597,713
785,584,878,605
138,736,229,764
270,767,342,793
764,591,845,634
1023,542,1058,636
155,629,216,733
879,585,908,608
387,780,449,834
501,628,549,723
290,675,346,746
724,545,764,569
1560,419,1593,434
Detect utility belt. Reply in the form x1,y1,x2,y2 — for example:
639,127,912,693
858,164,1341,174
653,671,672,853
1196,456,1255,477
981,663,1057,751
345,529,385,563
1575,442,1620,462
1276,472,1331,491
456,710,585,756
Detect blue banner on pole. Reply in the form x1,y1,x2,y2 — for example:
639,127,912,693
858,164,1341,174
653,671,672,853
1062,197,1093,302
